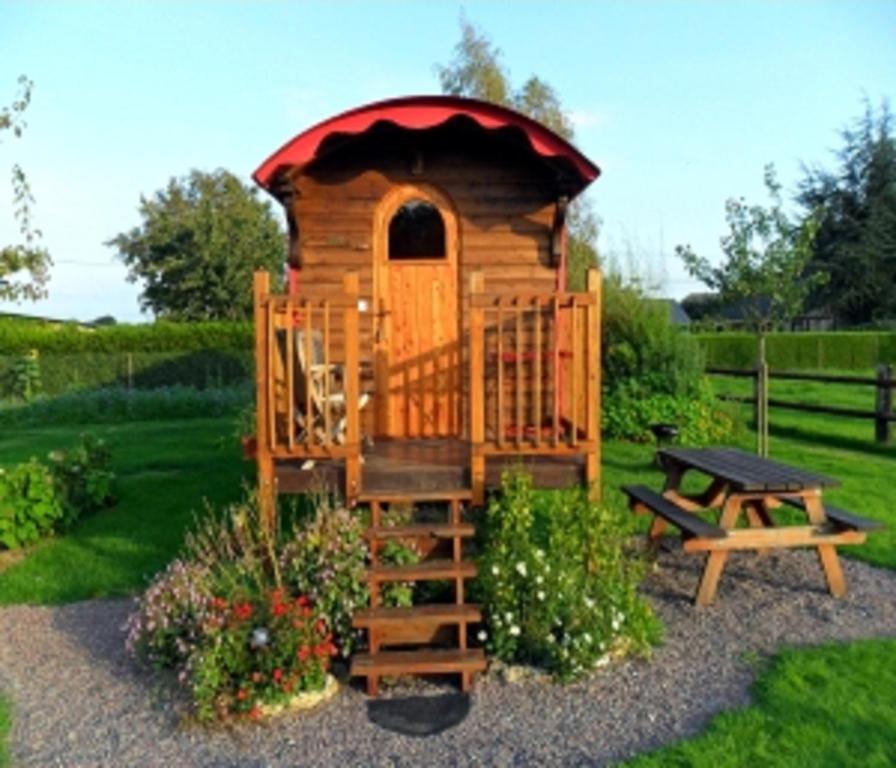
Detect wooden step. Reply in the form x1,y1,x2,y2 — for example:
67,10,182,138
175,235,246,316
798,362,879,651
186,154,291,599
351,647,486,677
365,523,475,540
366,559,477,584
359,490,473,503
353,603,482,629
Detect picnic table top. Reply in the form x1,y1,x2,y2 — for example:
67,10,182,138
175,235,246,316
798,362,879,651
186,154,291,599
658,447,840,492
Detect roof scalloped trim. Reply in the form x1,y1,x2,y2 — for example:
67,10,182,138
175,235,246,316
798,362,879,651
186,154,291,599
252,95,600,196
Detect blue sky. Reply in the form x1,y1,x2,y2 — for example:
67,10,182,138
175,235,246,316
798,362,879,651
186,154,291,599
2,0,894,322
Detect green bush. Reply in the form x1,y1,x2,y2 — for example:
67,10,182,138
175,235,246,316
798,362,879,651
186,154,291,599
0,435,117,549
0,460,64,548
475,471,661,681
696,332,896,370
603,276,705,397
126,492,368,722
603,379,738,444
47,434,116,529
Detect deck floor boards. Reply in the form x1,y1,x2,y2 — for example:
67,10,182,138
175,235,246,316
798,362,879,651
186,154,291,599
275,438,584,497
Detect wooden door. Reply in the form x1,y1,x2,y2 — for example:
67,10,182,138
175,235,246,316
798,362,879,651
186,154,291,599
374,186,460,438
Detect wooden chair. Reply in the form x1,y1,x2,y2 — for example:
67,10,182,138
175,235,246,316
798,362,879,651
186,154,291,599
293,329,369,462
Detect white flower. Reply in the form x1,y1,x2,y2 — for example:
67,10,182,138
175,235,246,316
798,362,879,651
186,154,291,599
491,564,500,576
505,611,514,623
594,655,610,669
536,574,544,585
535,548,545,559
477,630,488,642
515,561,527,577
583,632,593,645
537,590,546,601
546,634,555,643
509,625,521,637
584,597,595,609
611,618,621,632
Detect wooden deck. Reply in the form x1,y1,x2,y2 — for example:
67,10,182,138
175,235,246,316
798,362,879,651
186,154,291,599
276,438,585,497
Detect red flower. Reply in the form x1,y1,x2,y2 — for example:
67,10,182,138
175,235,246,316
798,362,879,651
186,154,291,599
298,646,310,662
236,688,248,701
302,607,312,618
249,705,262,720
211,597,228,611
272,668,283,682
251,672,262,684
272,602,287,618
270,588,285,604
315,618,327,635
296,595,310,608
232,602,253,621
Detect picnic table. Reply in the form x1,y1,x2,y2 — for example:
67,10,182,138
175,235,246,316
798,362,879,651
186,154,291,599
623,447,883,606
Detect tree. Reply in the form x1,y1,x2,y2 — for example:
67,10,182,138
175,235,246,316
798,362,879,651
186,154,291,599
676,165,824,332
108,169,284,321
435,19,600,289
1,75,52,302
798,100,896,326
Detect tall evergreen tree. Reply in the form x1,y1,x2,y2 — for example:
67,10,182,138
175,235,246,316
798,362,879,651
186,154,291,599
435,19,600,289
798,100,896,326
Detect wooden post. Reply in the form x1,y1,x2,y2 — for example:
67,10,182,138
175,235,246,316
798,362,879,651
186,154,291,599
253,271,276,534
343,272,361,504
755,335,769,458
586,269,601,499
876,364,893,444
470,271,486,506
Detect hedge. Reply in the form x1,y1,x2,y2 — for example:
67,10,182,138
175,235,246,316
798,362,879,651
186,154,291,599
694,332,896,371
0,319,255,398
0,319,253,354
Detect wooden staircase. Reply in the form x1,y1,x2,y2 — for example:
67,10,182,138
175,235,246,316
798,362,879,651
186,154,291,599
350,492,487,696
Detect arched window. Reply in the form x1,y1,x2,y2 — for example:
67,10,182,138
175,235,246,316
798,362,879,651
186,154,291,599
388,199,446,260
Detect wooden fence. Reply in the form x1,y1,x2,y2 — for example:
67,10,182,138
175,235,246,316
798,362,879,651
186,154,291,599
707,365,895,444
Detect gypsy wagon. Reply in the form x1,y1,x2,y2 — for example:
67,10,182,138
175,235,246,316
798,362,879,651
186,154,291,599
251,95,602,692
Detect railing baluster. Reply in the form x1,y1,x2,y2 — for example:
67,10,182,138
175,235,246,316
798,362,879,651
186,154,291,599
515,301,523,447
552,295,560,446
267,298,276,451
286,299,295,452
323,299,331,447
304,300,312,447
571,299,579,447
534,298,542,447
497,303,504,448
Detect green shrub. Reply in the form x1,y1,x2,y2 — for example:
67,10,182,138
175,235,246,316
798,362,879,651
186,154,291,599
603,276,705,397
603,379,738,444
475,471,661,681
126,492,368,721
5,349,41,401
0,434,116,549
0,460,64,548
47,434,116,529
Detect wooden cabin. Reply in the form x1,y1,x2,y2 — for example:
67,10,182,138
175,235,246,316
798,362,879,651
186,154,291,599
252,95,602,510
251,95,602,694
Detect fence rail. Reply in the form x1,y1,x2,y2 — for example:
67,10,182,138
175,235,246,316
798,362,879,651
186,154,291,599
707,365,895,443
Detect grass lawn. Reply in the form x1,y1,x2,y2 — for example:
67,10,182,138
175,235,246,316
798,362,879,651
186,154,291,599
0,389,893,764
0,694,8,768
0,417,250,604
625,639,896,767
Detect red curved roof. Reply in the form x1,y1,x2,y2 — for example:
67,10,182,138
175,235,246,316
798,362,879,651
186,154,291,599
253,95,600,196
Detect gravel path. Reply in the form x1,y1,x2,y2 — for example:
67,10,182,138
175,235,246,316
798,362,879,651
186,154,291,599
3,549,896,767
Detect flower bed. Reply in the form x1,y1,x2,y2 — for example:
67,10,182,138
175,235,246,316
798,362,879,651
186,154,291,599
475,471,662,681
126,494,367,722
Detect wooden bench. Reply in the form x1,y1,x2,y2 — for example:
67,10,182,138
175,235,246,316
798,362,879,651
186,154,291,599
622,484,726,540
779,497,885,532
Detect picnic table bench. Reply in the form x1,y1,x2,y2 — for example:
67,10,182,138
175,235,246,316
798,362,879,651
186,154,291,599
623,447,884,606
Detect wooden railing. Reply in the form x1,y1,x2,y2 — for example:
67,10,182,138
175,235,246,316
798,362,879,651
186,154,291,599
468,268,602,503
253,271,362,514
